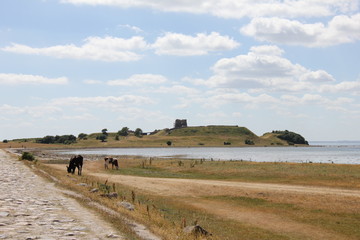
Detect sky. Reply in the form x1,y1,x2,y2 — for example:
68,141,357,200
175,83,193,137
1,0,360,141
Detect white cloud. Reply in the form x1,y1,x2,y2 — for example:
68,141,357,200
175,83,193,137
320,80,360,95
83,79,103,85
118,24,144,33
51,95,155,110
62,113,95,120
107,74,167,86
60,0,359,19
281,94,354,107
155,85,200,95
0,104,62,117
241,14,360,47
199,45,336,93
208,92,278,107
153,32,239,56
300,70,336,83
2,36,148,62
0,73,68,85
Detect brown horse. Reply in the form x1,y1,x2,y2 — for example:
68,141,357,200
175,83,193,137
109,158,119,170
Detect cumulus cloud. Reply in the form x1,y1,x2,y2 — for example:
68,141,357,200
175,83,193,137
107,74,167,86
320,80,360,95
197,45,336,92
2,36,148,62
51,95,155,109
208,92,278,107
281,94,354,107
118,24,144,33
155,85,200,95
83,79,103,85
0,104,62,117
241,14,360,47
0,73,68,85
153,32,239,56
60,0,359,19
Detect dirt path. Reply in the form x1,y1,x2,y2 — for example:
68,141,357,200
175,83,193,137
45,162,360,240
90,173,360,198
87,173,360,240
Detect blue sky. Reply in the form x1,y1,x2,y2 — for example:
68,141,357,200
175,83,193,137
1,0,360,141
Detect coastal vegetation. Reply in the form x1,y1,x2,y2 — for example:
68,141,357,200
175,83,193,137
26,153,360,240
1,125,309,148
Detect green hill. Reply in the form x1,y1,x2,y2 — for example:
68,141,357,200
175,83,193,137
167,125,256,137
4,126,308,148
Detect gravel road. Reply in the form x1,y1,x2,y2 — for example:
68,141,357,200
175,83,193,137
0,149,125,240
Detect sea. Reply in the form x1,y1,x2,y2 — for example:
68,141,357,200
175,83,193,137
59,141,360,165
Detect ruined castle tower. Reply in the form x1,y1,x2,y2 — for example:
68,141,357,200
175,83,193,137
174,119,187,128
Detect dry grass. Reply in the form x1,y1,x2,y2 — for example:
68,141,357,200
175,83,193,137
101,156,360,189
18,151,360,240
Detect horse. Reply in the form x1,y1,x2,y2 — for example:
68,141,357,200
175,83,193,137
109,158,119,170
104,157,110,169
67,155,83,175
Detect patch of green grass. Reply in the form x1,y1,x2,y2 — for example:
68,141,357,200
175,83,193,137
207,195,298,210
112,159,360,188
206,195,360,239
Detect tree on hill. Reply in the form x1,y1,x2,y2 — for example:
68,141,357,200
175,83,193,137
102,128,108,135
36,135,77,144
78,133,88,140
134,128,143,137
96,134,107,142
118,127,129,137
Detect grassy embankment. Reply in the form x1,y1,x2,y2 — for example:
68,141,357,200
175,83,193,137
32,153,360,240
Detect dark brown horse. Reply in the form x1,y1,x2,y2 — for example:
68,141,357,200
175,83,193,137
67,155,83,175
109,158,119,170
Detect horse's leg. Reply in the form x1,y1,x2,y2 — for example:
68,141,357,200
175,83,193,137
78,166,82,175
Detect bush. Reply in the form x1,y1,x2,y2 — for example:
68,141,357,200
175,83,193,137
166,141,172,146
21,152,35,161
3,139,8,143
36,135,77,144
134,128,143,137
78,133,88,140
96,134,107,142
275,130,308,145
245,139,254,145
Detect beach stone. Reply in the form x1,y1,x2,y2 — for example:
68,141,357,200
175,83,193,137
0,212,9,217
77,183,88,187
183,225,212,237
108,192,118,198
118,201,135,211
90,188,99,193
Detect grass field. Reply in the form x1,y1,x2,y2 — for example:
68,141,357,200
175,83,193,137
22,150,360,240
3,126,356,239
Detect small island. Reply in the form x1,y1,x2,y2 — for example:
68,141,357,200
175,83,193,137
2,119,308,148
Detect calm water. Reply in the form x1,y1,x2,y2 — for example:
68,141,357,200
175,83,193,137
60,141,360,164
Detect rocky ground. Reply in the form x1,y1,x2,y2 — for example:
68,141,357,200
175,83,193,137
0,149,126,240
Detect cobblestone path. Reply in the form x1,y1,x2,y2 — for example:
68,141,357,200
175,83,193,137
0,149,125,240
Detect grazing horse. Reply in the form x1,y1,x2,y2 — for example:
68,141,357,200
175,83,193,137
109,158,119,170
104,157,110,169
67,155,83,175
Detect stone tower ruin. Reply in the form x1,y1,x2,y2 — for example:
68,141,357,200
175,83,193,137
174,119,187,129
